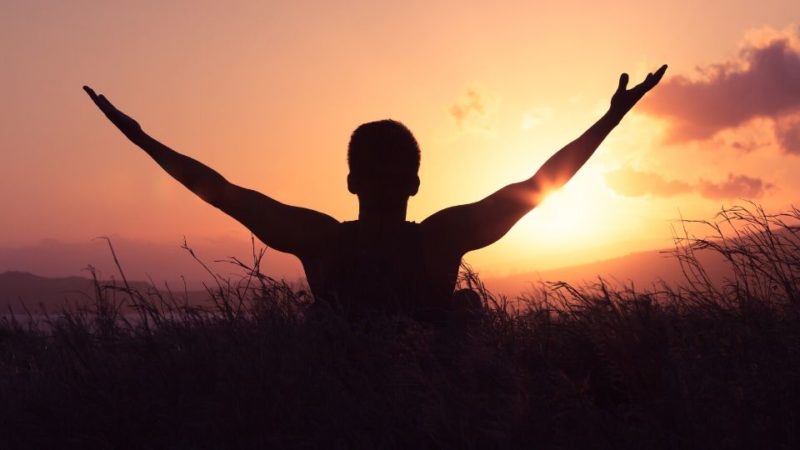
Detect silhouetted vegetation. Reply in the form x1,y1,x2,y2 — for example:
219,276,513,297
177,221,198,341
2,204,800,449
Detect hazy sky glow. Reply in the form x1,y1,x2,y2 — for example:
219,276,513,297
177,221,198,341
2,1,799,280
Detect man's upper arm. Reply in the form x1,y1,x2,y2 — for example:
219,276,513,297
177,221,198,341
209,182,339,257
421,181,541,256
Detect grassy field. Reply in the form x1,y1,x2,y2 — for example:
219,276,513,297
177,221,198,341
2,204,800,449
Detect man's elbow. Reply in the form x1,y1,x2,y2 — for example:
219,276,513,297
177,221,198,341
186,179,236,209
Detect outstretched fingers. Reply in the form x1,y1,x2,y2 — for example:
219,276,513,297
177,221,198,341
83,85,117,114
610,64,668,115
617,73,629,93
652,64,668,85
82,85,97,100
641,64,669,91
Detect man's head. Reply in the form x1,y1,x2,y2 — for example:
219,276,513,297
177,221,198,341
347,120,421,203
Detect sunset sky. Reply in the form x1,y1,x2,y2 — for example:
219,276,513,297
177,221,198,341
2,1,799,282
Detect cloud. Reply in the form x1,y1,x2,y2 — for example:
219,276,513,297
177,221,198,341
774,112,800,154
450,89,486,126
697,174,772,200
729,139,765,153
521,107,553,130
606,167,691,197
606,167,771,200
449,88,499,135
640,25,800,153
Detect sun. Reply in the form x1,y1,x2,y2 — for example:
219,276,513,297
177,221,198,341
531,189,592,236
510,165,615,252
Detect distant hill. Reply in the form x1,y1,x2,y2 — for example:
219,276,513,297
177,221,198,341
2,240,736,311
0,271,97,310
0,237,304,291
0,271,210,313
10,220,787,306
483,245,732,297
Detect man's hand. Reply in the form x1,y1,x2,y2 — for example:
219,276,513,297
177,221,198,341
609,64,667,117
83,86,142,136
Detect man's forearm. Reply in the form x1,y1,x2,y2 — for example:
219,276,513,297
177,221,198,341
466,109,624,236
127,129,228,200
527,108,622,190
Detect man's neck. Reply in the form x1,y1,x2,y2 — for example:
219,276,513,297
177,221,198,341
358,201,408,223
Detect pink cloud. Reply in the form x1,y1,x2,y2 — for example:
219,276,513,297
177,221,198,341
697,174,772,200
450,89,486,125
606,167,771,200
605,167,691,197
775,113,800,154
640,26,800,153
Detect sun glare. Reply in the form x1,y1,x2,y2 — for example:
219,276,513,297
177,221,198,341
512,166,612,251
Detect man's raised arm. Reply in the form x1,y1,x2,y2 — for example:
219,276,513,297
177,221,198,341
421,65,667,256
83,86,338,256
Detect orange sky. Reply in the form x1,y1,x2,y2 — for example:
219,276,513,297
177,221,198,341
2,1,799,281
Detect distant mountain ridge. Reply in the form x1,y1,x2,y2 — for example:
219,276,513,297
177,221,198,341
485,224,800,296
7,220,778,308
2,240,734,311
0,271,208,312
483,245,732,297
0,237,304,291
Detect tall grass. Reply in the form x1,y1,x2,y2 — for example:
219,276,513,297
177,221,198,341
2,204,800,449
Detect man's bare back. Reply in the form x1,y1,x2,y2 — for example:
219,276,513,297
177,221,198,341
83,65,666,320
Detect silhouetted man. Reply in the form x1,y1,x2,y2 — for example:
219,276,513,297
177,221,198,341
84,65,666,322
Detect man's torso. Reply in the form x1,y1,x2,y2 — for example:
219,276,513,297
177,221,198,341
300,220,462,318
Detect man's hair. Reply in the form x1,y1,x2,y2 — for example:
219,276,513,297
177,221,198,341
347,120,420,175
